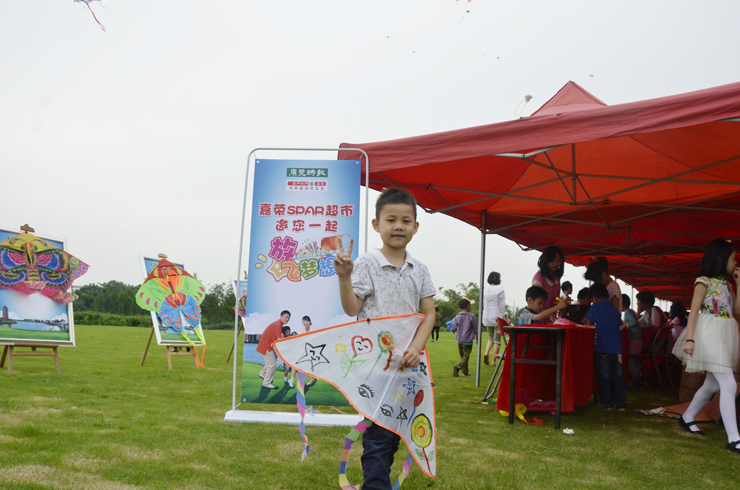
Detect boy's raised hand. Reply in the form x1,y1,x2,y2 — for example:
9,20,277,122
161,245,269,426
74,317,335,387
333,237,354,277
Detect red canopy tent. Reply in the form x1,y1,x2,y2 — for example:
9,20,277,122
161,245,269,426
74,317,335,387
339,81,740,385
339,81,740,305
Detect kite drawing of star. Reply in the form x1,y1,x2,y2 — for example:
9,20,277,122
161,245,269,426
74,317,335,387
402,378,417,396
295,342,330,371
396,406,408,421
418,362,428,376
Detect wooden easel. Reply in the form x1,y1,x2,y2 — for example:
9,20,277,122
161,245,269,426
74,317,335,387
226,323,243,363
140,326,200,370
1,344,61,374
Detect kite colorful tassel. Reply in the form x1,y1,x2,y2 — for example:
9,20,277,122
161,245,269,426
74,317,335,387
75,0,106,31
338,418,413,490
296,372,310,462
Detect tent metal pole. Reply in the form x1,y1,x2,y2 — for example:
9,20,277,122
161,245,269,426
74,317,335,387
476,211,487,387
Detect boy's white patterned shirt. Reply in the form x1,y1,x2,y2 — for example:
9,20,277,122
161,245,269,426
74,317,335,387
351,248,436,320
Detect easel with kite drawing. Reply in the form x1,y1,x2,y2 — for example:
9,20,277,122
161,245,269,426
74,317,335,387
0,224,88,374
137,254,207,370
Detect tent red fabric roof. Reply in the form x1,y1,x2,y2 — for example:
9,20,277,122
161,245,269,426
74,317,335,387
339,81,740,303
530,81,607,116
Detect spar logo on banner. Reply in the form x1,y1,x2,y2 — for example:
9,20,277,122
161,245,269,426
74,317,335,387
240,159,360,406
286,167,329,192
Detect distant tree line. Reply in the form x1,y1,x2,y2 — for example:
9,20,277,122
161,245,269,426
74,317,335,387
74,279,525,328
73,280,237,327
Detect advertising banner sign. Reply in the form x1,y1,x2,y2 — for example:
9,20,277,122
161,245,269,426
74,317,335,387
240,159,360,405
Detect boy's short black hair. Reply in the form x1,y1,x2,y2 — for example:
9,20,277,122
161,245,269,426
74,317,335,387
583,261,607,283
525,286,548,302
375,187,418,220
487,271,501,285
434,306,440,312
589,283,609,301
281,326,292,335
458,298,471,309
700,239,735,277
621,293,631,308
280,310,291,317
577,287,590,300
561,281,573,292
635,290,655,307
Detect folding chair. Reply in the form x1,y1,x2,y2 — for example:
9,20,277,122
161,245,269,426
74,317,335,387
482,318,509,403
635,325,676,389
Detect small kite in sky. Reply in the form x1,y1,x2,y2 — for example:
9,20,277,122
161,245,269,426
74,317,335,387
75,0,106,31
515,94,534,117
275,314,436,488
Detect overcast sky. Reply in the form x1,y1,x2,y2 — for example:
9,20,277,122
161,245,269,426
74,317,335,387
2,0,739,310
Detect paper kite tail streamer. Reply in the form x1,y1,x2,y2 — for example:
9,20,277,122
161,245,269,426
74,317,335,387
75,0,107,31
338,418,413,490
274,313,437,488
296,372,310,462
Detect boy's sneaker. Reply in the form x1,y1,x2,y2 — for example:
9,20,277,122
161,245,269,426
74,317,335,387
288,379,294,388
453,365,460,377
460,373,471,377
262,383,278,389
616,406,626,412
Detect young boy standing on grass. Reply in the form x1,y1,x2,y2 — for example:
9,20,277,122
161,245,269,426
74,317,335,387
334,187,436,490
451,298,477,377
583,283,626,410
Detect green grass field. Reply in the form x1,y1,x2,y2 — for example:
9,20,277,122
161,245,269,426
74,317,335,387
1,326,739,489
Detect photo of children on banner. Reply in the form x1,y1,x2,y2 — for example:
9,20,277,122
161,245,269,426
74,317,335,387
283,315,315,388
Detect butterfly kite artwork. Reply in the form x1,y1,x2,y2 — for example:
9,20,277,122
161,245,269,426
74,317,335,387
75,0,106,31
274,314,436,489
235,290,247,318
136,259,208,366
0,231,89,304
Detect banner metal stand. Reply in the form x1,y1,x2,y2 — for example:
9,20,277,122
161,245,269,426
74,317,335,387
226,148,369,426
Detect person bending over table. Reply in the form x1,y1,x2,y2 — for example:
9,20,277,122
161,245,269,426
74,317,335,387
583,257,622,312
532,246,566,322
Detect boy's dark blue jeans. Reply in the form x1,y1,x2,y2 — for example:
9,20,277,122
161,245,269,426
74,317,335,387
595,352,626,408
361,423,401,490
